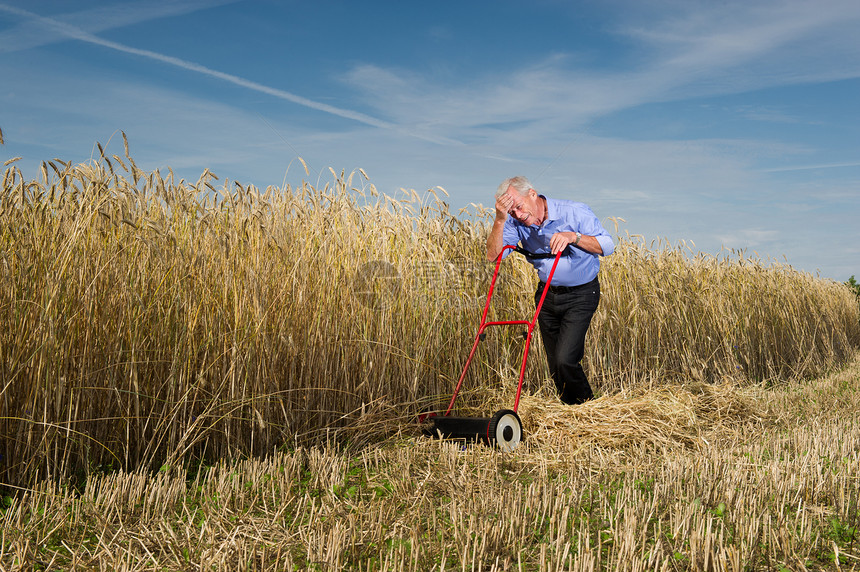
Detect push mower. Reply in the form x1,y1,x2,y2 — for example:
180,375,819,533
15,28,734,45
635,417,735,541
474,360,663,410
421,245,564,452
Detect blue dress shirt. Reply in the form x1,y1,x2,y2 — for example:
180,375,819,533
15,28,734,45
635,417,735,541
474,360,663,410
502,196,614,287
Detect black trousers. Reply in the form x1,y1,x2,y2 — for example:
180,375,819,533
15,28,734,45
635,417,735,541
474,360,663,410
534,277,600,405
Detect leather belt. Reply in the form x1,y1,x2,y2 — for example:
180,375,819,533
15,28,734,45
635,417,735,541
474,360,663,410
538,277,598,294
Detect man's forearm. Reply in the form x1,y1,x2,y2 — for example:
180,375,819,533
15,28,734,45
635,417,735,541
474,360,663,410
486,218,506,261
576,234,604,255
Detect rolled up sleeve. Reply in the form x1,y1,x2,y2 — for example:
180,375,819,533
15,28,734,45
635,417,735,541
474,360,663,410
595,234,614,257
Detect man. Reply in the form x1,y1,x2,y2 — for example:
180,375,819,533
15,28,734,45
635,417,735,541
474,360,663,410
487,176,614,405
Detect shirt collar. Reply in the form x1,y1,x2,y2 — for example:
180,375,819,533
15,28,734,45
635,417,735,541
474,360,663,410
541,195,559,225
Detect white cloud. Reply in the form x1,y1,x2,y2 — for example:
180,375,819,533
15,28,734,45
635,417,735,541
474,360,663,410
620,0,860,90
716,228,780,250
339,0,860,147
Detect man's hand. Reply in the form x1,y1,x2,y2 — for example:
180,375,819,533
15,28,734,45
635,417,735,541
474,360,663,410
551,231,604,255
494,192,513,221
550,232,576,254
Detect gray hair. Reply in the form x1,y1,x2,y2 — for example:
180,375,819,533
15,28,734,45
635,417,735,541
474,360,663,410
496,175,534,198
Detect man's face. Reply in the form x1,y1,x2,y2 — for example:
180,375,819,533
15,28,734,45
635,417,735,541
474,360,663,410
504,186,541,226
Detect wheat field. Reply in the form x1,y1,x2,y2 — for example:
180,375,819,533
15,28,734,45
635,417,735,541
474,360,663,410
1,359,859,570
1,141,859,569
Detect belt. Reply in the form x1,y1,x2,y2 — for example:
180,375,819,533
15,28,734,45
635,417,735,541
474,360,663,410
538,277,598,294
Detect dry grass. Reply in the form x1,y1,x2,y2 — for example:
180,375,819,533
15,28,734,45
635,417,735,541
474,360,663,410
1,142,859,569
1,355,858,571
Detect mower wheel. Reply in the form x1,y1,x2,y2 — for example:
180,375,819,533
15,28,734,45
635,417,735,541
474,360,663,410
488,409,522,452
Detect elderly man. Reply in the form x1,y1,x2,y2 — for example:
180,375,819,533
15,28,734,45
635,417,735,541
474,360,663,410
487,176,614,404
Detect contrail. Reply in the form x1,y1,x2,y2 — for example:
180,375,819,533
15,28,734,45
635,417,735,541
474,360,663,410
761,161,860,172
0,3,396,130
0,1,239,54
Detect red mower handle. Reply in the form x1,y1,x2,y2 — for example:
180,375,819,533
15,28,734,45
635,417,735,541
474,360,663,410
443,245,564,415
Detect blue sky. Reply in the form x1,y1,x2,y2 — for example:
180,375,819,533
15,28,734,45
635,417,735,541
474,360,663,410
2,0,859,281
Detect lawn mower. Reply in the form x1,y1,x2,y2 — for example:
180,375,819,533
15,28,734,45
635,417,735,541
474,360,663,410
421,245,564,452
